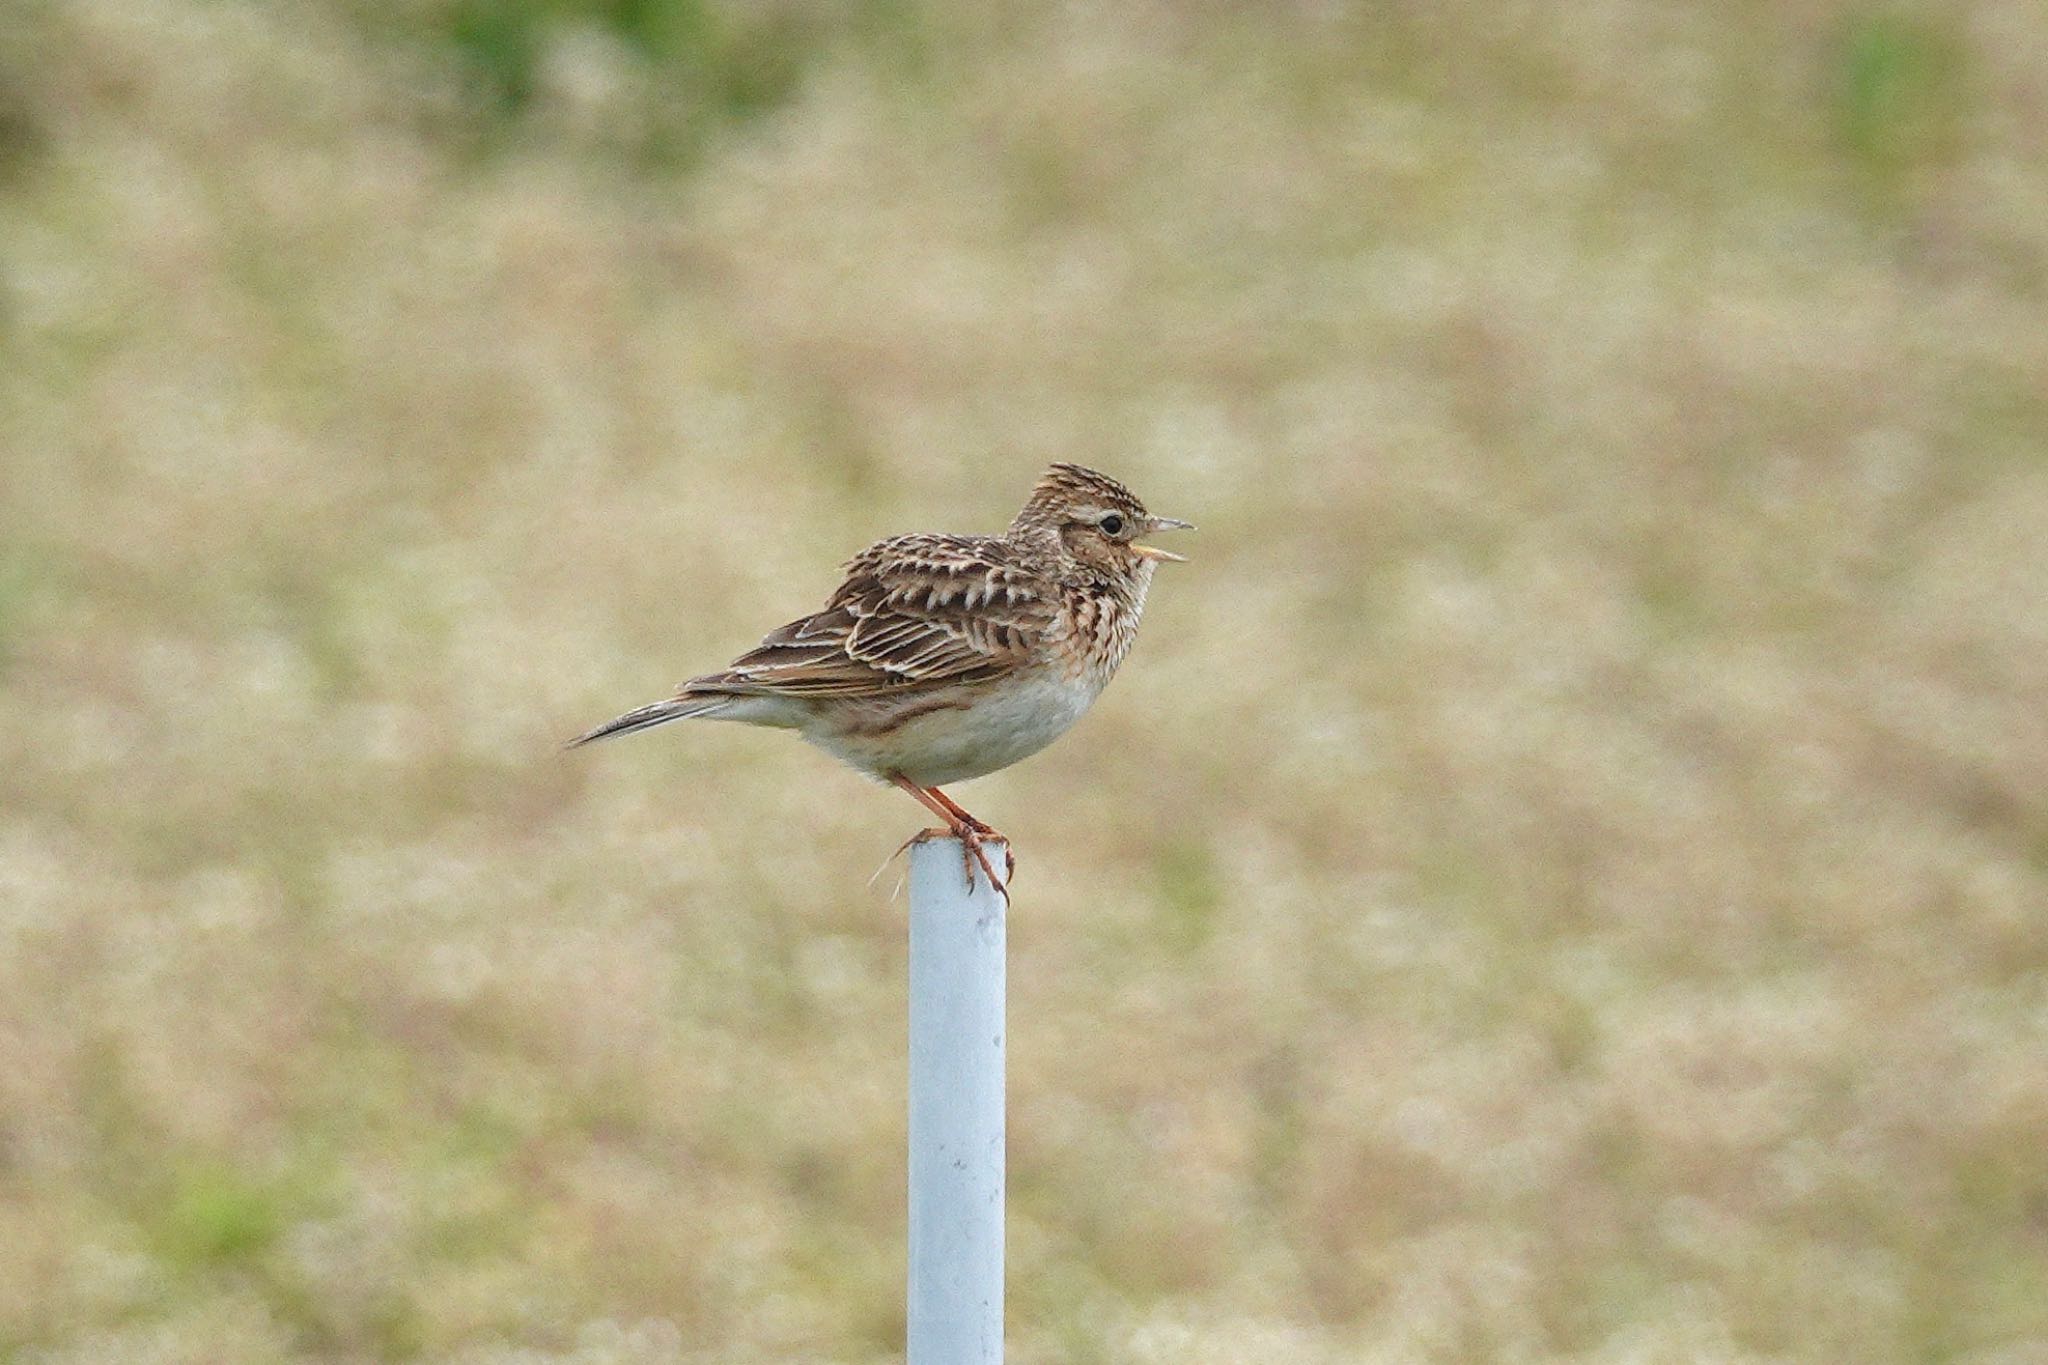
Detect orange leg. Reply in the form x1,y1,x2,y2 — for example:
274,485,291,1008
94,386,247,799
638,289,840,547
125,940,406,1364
887,773,1011,895
924,785,1016,883
922,784,990,832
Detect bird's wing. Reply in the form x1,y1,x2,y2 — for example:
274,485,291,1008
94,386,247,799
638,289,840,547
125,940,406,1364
685,534,1056,698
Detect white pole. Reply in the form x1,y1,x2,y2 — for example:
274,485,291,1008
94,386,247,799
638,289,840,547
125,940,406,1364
907,836,1006,1365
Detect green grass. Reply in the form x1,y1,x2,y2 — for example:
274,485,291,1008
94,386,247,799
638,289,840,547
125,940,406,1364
2,0,2046,1360
1837,10,1966,181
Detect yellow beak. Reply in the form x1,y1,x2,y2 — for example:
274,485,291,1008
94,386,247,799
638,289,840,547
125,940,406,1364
1133,516,1194,562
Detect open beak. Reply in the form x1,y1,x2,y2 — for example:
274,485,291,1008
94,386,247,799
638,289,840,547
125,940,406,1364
1132,516,1195,563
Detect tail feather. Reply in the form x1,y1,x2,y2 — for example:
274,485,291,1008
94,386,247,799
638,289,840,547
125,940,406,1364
565,694,732,748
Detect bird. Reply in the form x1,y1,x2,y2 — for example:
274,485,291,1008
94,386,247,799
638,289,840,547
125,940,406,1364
568,463,1193,895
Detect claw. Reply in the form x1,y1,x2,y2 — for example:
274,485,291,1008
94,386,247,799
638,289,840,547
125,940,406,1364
871,827,947,892
955,825,1008,898
886,773,1012,901
896,825,1009,901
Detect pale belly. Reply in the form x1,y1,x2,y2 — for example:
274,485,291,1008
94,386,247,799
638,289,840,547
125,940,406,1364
807,672,1106,787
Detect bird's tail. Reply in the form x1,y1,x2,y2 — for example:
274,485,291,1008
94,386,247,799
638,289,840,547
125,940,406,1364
565,694,732,748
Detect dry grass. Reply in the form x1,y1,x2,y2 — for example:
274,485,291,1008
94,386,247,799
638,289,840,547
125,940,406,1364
3,1,2046,1360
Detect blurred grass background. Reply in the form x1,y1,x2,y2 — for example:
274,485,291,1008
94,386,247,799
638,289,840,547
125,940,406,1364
3,0,2046,1360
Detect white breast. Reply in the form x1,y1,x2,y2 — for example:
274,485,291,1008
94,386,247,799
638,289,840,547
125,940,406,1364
810,671,1106,788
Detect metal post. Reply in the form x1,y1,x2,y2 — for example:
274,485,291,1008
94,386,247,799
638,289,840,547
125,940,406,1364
907,837,1006,1365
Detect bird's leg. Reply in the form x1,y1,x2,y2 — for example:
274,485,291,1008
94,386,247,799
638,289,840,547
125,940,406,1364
921,784,991,832
922,785,1016,884
887,773,1009,896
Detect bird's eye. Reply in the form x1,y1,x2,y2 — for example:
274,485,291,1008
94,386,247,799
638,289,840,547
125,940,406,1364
1099,514,1125,536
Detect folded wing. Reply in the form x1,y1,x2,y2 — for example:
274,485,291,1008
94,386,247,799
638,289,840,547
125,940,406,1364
685,534,1054,698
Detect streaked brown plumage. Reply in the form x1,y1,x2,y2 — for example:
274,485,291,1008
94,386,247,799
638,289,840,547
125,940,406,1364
570,463,1192,892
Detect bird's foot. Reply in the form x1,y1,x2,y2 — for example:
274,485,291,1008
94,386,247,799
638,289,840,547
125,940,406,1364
884,774,1012,898
903,823,1010,899
870,826,957,896
890,826,949,865
955,822,1012,898
933,807,1015,890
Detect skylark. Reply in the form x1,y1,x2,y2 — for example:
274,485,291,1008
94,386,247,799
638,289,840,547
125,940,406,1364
570,463,1192,893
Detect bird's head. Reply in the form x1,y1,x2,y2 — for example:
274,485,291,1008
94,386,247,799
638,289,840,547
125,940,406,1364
1011,463,1194,580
